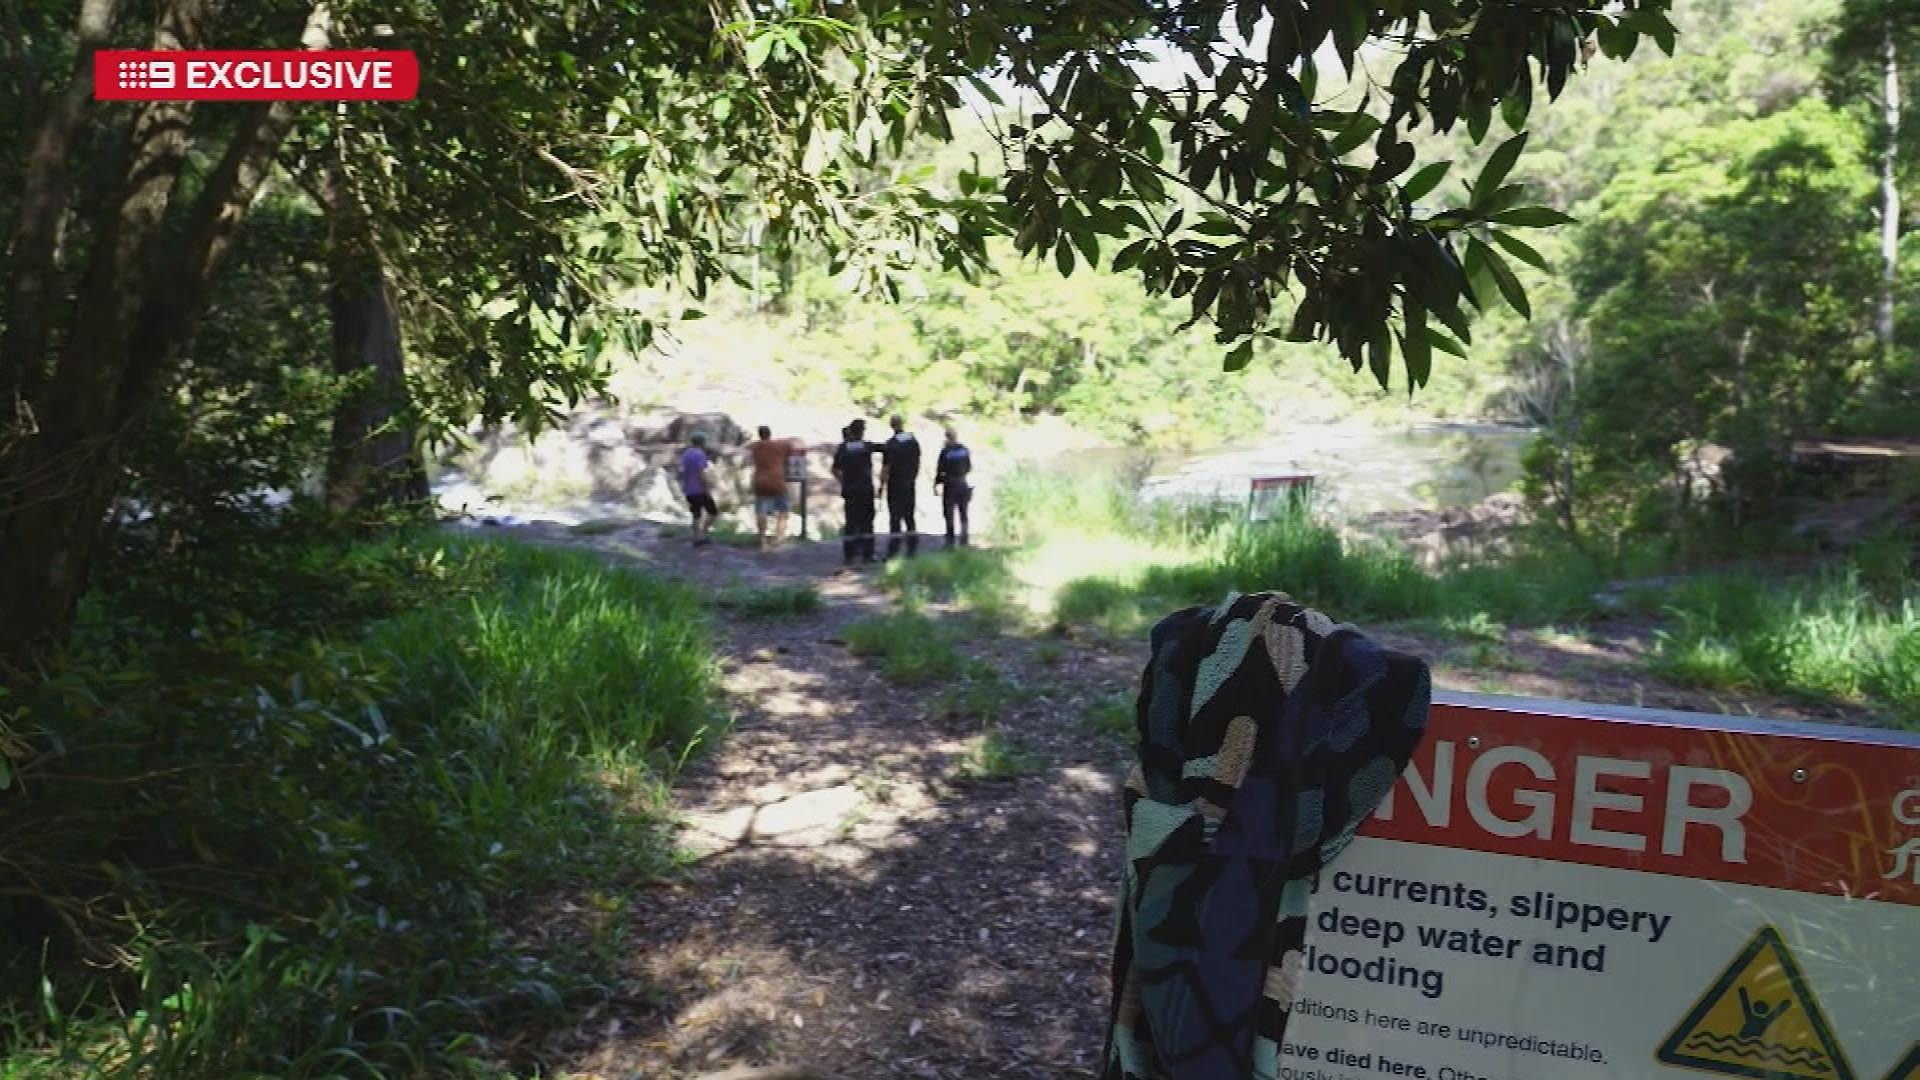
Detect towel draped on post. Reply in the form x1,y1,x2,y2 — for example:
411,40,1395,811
1102,591,1433,1080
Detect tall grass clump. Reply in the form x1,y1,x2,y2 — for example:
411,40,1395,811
1650,566,1920,725
843,611,970,684
1033,485,1627,638
1,528,720,1077
880,548,1019,624
993,465,1145,546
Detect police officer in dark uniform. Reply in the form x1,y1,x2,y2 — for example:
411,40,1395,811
879,414,922,558
832,420,880,564
933,426,974,548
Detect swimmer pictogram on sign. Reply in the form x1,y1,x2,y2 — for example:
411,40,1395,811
1656,926,1854,1080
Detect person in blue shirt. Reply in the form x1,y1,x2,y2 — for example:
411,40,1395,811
932,427,973,549
678,431,717,547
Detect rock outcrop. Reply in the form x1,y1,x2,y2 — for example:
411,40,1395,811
1348,491,1531,567
435,402,845,528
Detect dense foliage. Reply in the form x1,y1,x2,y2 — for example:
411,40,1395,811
1543,102,1879,534
3,0,1673,667
2,527,717,1075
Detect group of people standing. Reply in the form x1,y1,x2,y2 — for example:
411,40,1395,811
829,416,973,565
676,416,974,564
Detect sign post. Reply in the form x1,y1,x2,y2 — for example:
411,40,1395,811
1248,473,1315,521
786,449,808,540
1279,693,1920,1080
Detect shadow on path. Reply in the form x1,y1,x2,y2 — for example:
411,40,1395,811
491,519,1137,1079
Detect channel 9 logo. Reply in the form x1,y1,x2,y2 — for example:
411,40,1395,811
113,57,177,92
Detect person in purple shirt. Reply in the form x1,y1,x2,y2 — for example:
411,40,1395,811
679,431,718,547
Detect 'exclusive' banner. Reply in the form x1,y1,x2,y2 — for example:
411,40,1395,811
94,50,418,101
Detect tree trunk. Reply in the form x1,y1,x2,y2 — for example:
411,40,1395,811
322,168,427,513
0,4,208,671
1879,16,1902,354
0,2,325,672
1,0,123,412
324,268,426,511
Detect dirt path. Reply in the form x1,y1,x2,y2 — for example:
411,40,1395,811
482,517,1876,1079
507,522,1135,1078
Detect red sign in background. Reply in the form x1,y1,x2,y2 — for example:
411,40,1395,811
94,50,419,101
1361,695,1920,905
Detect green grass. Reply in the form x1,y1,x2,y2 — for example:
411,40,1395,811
880,548,1020,625
952,729,1047,781
1649,568,1920,726
843,611,971,684
717,583,822,618
993,467,1920,725
929,671,1019,724
1083,691,1136,742
993,465,1144,546
1,531,720,1077
1012,470,1617,640
1399,611,1509,644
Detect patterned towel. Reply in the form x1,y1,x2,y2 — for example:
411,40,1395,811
1102,592,1432,1080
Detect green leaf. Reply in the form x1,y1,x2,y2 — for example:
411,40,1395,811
1477,132,1528,196
1367,331,1393,388
1649,13,1677,54
1287,299,1319,342
1402,161,1451,205
1055,240,1076,277
1501,73,1533,132
1473,183,1528,215
1462,240,1496,310
1402,304,1432,388
1466,100,1492,143
1371,137,1415,180
744,32,775,70
1112,238,1152,272
1492,206,1577,228
1327,114,1382,157
1487,229,1549,271
1426,326,1469,358
964,73,1005,106
1073,226,1100,266
1470,238,1530,317
0,758,10,792
1224,338,1254,372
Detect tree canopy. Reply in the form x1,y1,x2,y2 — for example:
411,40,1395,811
0,0,1677,665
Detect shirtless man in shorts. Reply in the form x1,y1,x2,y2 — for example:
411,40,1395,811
747,425,797,549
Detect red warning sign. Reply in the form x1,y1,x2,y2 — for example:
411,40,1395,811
1279,693,1920,1080
1363,696,1920,905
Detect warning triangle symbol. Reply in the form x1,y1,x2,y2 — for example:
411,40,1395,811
1657,926,1854,1080
1881,1044,1920,1080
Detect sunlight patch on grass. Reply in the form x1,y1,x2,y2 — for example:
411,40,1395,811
952,729,1047,781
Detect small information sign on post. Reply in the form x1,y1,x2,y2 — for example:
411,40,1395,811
1247,473,1315,521
786,448,808,539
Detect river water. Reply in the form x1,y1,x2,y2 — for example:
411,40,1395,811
1085,422,1536,520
